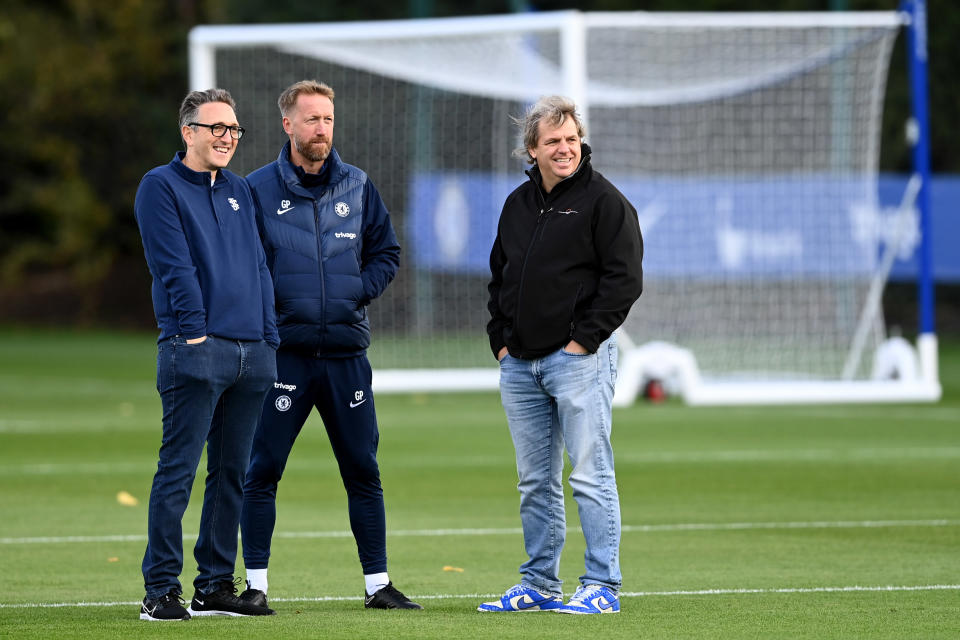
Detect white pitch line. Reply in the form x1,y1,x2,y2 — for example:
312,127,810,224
621,518,960,533
617,446,960,464
2,584,958,609
618,584,960,597
2,518,958,545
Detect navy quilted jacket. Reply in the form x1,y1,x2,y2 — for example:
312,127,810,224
246,143,400,356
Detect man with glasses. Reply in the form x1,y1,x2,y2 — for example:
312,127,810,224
238,80,419,610
134,88,279,620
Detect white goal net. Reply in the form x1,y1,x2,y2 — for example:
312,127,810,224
191,10,940,404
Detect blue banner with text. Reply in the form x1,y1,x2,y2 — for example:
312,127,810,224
407,173,959,282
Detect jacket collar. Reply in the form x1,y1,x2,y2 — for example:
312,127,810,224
525,142,593,196
170,151,228,186
276,141,347,199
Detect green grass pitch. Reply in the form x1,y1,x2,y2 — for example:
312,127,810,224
1,328,958,638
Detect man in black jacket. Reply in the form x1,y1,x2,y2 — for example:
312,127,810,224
480,95,643,615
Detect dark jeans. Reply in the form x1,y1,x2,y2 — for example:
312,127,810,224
142,336,276,599
241,351,386,574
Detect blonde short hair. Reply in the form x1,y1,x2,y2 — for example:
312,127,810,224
277,80,335,117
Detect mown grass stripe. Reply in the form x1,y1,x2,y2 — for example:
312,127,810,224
3,518,957,545
4,446,960,472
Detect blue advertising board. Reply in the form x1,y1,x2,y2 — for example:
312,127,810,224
407,172,959,282
879,174,960,282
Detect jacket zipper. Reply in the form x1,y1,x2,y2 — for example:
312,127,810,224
569,282,583,339
511,159,589,355
515,189,552,354
313,198,326,348
208,179,222,227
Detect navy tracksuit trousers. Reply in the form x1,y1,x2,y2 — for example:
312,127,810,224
240,349,386,574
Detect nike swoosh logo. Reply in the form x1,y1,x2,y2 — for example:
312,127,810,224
276,207,295,215
508,595,542,610
195,598,204,606
364,595,374,605
595,597,614,610
349,399,367,408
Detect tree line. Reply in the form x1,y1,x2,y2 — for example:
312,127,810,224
0,0,955,326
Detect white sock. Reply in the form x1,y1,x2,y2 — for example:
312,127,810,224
364,572,389,595
247,568,268,594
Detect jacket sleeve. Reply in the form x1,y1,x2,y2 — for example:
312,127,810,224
486,214,508,359
359,179,400,304
134,175,206,339
258,243,279,349
249,186,279,349
571,189,644,353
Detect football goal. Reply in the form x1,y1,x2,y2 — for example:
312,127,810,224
189,4,940,405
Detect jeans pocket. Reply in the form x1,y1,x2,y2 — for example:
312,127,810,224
258,340,278,383
173,336,214,383
607,340,619,385
241,339,278,390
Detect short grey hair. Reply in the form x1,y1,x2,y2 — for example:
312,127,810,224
277,80,335,117
178,88,237,131
512,95,585,164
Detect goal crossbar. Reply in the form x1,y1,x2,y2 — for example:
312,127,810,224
191,7,939,405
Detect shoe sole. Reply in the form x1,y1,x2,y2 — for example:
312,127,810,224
139,613,190,621
556,608,620,614
477,607,558,612
187,607,273,617
477,604,562,612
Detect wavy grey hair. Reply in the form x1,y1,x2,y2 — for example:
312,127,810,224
178,88,237,132
512,95,585,164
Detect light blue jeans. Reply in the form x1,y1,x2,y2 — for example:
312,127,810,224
498,335,622,596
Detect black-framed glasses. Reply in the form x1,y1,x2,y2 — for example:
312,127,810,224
188,122,246,140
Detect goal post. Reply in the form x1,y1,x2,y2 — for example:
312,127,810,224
189,6,940,405
904,0,938,389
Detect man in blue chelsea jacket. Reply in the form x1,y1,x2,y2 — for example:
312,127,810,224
134,89,279,621
239,81,419,610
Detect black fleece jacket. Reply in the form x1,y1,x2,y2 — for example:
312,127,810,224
487,144,644,360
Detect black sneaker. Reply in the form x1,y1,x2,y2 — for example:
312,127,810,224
364,582,423,610
140,589,191,621
188,578,275,617
239,586,270,609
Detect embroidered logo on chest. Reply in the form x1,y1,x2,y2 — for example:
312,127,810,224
335,201,350,217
